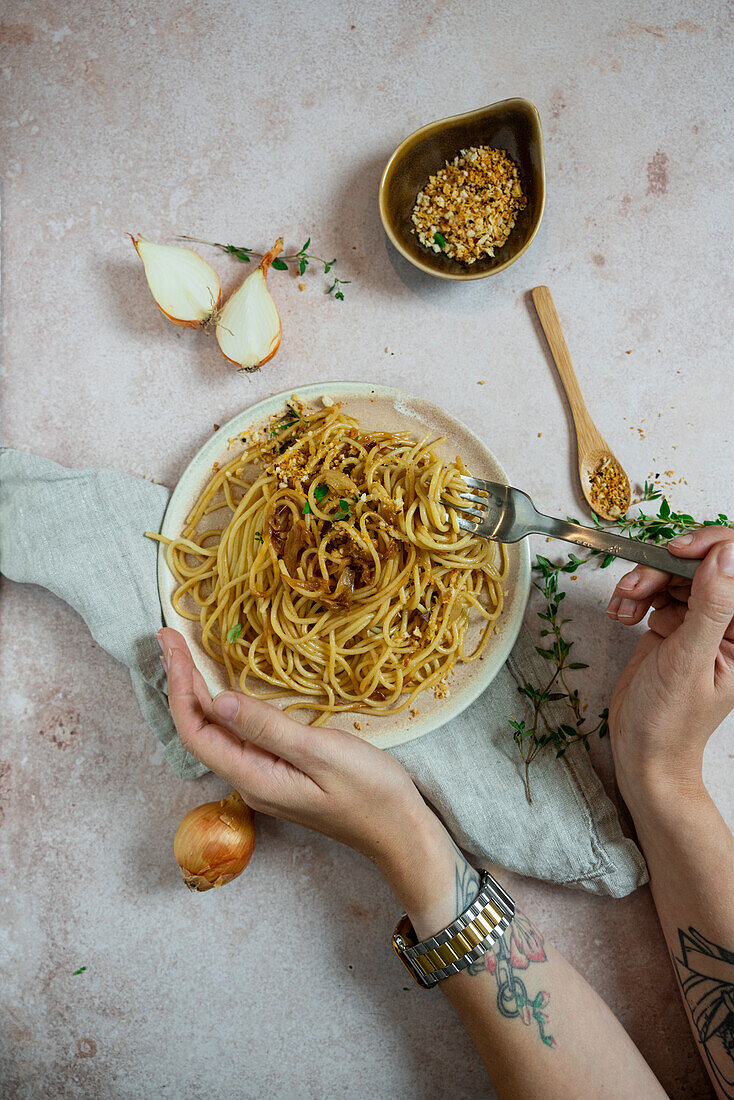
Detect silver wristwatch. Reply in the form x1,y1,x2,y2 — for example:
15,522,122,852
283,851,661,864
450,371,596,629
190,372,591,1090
392,869,515,988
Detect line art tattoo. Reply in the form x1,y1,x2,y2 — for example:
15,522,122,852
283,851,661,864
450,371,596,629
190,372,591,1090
673,926,734,1098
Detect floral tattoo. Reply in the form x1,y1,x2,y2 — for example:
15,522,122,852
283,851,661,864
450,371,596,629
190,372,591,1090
455,861,556,1047
672,926,734,1098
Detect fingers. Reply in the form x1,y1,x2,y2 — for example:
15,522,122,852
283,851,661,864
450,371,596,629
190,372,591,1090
159,628,327,775
606,525,734,625
648,601,687,638
207,690,322,773
159,630,287,794
668,525,734,558
164,642,254,776
678,540,734,659
607,564,672,623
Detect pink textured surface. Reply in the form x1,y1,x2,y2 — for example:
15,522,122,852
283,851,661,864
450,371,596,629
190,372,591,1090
1,2,730,1096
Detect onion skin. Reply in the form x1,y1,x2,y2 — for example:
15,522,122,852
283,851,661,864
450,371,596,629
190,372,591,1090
173,790,255,892
156,310,212,331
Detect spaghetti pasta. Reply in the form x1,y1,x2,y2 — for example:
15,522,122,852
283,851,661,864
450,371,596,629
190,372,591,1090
151,398,507,724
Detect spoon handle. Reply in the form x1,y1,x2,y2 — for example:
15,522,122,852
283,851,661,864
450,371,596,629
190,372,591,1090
531,285,604,451
533,513,699,580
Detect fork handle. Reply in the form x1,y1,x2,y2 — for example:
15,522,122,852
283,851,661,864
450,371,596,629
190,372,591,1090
536,515,699,579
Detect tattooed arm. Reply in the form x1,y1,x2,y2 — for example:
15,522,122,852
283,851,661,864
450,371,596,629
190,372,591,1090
162,627,664,1098
607,528,734,1099
381,829,666,1099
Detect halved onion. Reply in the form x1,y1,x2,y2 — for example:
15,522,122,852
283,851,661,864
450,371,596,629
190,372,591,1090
216,238,283,372
131,235,221,328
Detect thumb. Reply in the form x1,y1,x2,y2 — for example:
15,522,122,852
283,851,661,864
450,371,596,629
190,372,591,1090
679,540,734,658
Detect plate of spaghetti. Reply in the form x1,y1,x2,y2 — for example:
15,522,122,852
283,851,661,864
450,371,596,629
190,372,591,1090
153,382,530,748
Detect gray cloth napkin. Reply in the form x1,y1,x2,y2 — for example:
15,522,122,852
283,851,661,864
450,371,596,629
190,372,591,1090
0,448,647,896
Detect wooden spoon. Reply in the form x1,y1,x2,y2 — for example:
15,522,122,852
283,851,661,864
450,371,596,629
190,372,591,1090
531,285,631,521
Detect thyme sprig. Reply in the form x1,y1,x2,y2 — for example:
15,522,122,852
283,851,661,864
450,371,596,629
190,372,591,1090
327,276,351,301
179,236,349,299
513,485,733,803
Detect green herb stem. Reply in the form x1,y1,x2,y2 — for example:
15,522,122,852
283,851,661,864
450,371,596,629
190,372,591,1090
513,486,732,803
178,235,349,298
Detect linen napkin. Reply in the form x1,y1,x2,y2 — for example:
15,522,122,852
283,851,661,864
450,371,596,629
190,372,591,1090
0,448,647,896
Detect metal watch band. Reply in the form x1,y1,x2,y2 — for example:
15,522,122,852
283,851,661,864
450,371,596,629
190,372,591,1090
392,869,515,989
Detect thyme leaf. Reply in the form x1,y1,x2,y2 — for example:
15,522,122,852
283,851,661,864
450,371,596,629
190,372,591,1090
513,485,733,803
327,276,351,301
179,235,350,299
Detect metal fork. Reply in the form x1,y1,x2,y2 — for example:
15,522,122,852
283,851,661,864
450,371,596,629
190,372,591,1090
443,478,699,580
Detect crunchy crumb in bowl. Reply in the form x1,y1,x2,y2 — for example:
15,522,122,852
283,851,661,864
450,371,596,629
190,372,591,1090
588,458,629,517
411,146,527,264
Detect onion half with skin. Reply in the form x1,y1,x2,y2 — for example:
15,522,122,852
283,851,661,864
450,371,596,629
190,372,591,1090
173,790,256,891
131,235,221,328
216,238,283,372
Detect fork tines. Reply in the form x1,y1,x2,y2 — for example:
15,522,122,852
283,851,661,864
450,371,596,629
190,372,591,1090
457,490,489,509
441,496,485,519
454,515,480,532
439,475,494,535
439,499,479,532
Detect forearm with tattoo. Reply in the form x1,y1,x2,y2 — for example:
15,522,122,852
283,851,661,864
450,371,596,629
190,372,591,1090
454,861,555,1047
672,926,734,1098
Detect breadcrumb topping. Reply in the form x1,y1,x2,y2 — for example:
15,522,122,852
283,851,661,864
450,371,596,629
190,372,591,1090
588,457,629,518
411,146,527,264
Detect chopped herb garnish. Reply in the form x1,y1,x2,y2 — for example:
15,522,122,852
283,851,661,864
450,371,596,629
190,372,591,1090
270,406,304,437
254,531,263,544
303,501,312,515
226,624,242,643
313,483,328,503
433,231,447,248
334,498,351,521
73,966,87,975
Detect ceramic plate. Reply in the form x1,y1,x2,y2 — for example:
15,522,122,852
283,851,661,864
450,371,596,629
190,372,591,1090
157,382,530,748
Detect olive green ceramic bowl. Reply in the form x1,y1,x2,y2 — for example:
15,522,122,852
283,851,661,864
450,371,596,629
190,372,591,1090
379,99,545,280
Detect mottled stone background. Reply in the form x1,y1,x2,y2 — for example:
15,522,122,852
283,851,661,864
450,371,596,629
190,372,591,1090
1,1,731,1096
